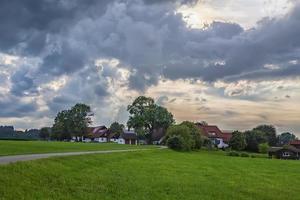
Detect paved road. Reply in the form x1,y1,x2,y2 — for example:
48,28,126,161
0,148,158,165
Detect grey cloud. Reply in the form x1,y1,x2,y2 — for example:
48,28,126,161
0,96,38,117
156,95,169,105
10,68,38,96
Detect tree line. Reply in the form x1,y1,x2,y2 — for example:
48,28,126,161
1,96,297,149
229,125,297,153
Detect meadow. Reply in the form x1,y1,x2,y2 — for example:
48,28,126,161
0,148,300,200
0,140,155,156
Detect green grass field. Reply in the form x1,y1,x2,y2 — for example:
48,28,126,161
1,149,300,200
0,140,155,156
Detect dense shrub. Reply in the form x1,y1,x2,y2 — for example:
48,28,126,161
180,121,203,149
166,135,185,151
203,137,214,149
258,143,269,153
227,151,240,157
240,153,250,157
166,125,193,151
229,131,246,151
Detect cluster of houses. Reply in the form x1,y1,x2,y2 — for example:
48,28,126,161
78,122,233,148
72,122,300,160
269,140,300,160
72,126,139,145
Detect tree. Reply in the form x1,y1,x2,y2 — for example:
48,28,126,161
180,121,203,149
245,130,268,152
229,131,246,151
278,132,297,145
52,103,92,141
127,96,174,144
258,143,269,153
253,125,277,146
166,124,193,151
109,122,125,137
39,127,50,140
167,135,185,151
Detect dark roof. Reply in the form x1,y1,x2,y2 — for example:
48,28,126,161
89,126,109,138
268,146,300,153
121,130,137,140
197,124,224,138
290,140,300,145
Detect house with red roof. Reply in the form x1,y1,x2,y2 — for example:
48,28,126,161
195,122,232,149
289,140,300,149
88,126,110,143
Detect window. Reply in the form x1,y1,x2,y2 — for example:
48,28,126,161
209,132,216,136
283,152,290,157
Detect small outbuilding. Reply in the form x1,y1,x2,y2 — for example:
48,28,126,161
121,130,137,145
268,146,300,160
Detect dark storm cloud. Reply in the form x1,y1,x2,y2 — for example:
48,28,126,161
0,96,38,117
1,0,300,122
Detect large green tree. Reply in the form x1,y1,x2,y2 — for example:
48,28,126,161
180,121,203,149
127,96,174,144
109,122,125,137
245,130,268,152
253,125,277,146
52,103,92,141
277,132,297,145
166,124,193,151
229,131,247,151
39,127,51,140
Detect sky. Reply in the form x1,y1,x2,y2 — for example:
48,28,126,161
0,0,300,136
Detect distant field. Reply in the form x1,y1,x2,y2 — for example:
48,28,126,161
0,140,156,156
0,149,299,200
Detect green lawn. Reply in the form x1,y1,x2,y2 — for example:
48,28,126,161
0,149,299,200
0,140,155,156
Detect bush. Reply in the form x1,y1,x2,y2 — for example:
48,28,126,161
166,125,193,151
258,143,269,153
240,152,250,157
180,121,203,149
166,135,185,151
227,151,240,157
229,131,247,151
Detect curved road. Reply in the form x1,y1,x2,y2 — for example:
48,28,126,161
0,148,162,165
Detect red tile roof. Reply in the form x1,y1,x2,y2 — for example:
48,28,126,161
196,123,232,143
290,140,300,145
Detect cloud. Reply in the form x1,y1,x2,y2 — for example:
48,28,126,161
0,0,300,134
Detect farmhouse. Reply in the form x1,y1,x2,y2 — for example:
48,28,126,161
289,140,300,149
196,122,232,148
121,130,138,145
89,126,110,143
268,146,300,160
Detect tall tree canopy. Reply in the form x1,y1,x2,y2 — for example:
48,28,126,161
278,132,297,145
253,125,277,146
109,122,125,137
127,96,174,143
52,103,92,140
245,130,268,152
229,131,247,151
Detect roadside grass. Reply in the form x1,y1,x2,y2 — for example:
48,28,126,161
0,149,299,200
0,140,157,156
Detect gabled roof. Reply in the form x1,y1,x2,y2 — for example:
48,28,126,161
268,146,300,153
89,126,109,138
290,140,300,145
121,130,137,140
196,124,224,138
